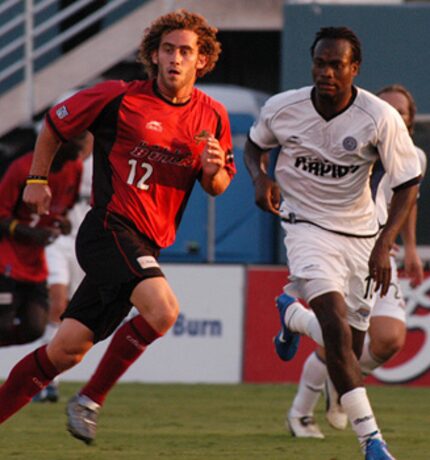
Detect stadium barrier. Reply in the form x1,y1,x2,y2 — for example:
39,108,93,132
1,264,429,385
243,267,430,386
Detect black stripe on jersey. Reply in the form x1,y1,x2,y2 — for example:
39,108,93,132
89,93,124,209
46,113,67,143
246,134,270,153
213,109,234,164
214,110,222,139
392,175,421,192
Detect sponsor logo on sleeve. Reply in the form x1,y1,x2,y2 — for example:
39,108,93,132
55,105,69,120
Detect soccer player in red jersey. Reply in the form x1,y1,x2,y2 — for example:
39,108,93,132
0,138,84,346
0,10,235,443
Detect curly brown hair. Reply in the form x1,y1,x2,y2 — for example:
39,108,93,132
137,9,221,79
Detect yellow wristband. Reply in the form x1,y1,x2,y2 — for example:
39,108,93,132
9,219,19,237
26,178,48,185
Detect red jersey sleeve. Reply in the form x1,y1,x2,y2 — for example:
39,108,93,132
46,80,129,141
0,153,30,219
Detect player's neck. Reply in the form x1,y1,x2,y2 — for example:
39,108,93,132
153,80,192,105
312,86,357,121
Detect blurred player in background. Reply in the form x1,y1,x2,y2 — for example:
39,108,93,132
244,27,421,460
33,131,93,403
0,137,83,347
319,84,427,433
0,9,235,445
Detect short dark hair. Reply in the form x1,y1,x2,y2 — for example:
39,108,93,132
310,27,362,64
377,84,417,134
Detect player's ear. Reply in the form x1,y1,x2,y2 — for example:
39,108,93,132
352,61,360,76
196,54,207,71
151,50,158,65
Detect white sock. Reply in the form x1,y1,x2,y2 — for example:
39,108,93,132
41,322,60,385
340,387,383,450
284,302,324,346
290,352,328,417
359,337,385,375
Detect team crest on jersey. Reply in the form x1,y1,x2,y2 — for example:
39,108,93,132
145,121,163,132
342,136,357,151
194,129,211,144
55,105,69,120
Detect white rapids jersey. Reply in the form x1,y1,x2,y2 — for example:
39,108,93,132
249,86,421,236
375,146,427,226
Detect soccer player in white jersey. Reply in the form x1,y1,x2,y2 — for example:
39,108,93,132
244,27,421,460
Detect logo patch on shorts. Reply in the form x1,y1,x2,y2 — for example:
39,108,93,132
357,307,371,318
137,256,160,270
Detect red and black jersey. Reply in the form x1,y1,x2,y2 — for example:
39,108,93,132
0,152,82,282
46,79,235,248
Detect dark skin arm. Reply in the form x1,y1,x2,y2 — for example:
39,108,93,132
243,138,280,216
369,183,419,296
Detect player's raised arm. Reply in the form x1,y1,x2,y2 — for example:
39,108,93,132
23,123,62,215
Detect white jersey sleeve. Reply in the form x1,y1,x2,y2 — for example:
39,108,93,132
249,90,301,150
375,103,421,190
375,145,426,225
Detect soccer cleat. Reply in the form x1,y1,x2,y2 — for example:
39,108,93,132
66,394,100,444
365,438,396,460
286,412,325,439
273,293,300,361
32,387,48,403
324,378,348,430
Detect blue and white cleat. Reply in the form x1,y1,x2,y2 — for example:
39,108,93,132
365,438,396,460
273,293,300,361
32,382,59,403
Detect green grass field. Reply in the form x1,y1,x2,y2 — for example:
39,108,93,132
1,383,429,460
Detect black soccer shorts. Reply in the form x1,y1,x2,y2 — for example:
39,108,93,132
62,208,164,342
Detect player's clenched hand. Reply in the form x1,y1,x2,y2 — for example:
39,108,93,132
201,136,225,176
253,173,281,216
368,237,392,297
23,183,52,216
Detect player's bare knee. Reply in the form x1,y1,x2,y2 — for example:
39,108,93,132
372,335,404,361
47,342,87,371
159,297,179,331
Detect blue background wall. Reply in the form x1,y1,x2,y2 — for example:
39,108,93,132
281,3,430,247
